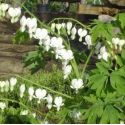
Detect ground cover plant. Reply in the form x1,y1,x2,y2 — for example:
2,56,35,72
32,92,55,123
0,1,125,124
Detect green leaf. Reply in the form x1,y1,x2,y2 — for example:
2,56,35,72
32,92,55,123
100,105,120,124
89,74,107,96
84,94,97,104
121,49,125,60
110,69,125,94
84,101,104,124
117,13,125,29
96,62,109,74
116,55,123,67
12,30,29,44
91,21,113,42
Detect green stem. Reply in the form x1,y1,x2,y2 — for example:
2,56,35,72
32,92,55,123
15,74,73,99
48,17,91,30
81,47,95,78
0,98,45,117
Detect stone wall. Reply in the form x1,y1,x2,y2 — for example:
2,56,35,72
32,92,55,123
0,21,36,78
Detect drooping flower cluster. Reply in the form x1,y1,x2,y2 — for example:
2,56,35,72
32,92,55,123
0,2,86,97
112,37,125,51
0,77,64,112
0,77,17,92
0,3,21,23
19,15,74,79
51,22,92,49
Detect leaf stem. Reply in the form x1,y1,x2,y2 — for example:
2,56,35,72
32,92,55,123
81,47,95,78
15,74,73,99
0,98,45,117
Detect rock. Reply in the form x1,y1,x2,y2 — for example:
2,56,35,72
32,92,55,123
108,0,125,7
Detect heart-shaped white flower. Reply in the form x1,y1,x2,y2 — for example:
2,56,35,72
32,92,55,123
20,16,27,32
84,35,92,49
54,96,64,111
63,65,72,79
71,27,77,40
78,28,87,42
26,18,37,38
0,102,6,110
19,84,26,98
70,79,84,93
8,7,21,23
28,87,34,101
10,77,17,91
61,23,66,28
50,37,64,50
0,3,9,17
20,110,28,115
4,80,9,92
67,22,72,35
35,89,47,103
0,81,6,92
51,23,56,32
45,94,53,109
35,28,48,40
56,24,62,34
98,46,110,61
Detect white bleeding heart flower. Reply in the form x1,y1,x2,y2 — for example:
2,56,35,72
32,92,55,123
42,35,51,51
4,80,9,92
26,18,37,38
0,102,6,110
95,42,101,54
45,94,53,109
35,89,47,103
20,110,28,115
112,38,119,49
19,84,26,98
55,49,74,61
112,38,125,51
27,18,37,30
70,79,84,93
67,22,72,35
34,28,48,40
71,27,77,40
78,28,87,42
119,40,125,51
20,16,27,32
70,109,81,120
8,7,21,23
28,87,34,101
62,50,74,61
51,23,56,32
10,77,17,91
63,65,72,79
84,35,92,49
98,46,110,61
50,37,64,50
0,81,6,92
61,23,66,28
0,3,9,17
56,23,62,34
54,96,64,111
32,113,36,118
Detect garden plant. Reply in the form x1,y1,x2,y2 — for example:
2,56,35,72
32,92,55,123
0,1,125,124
